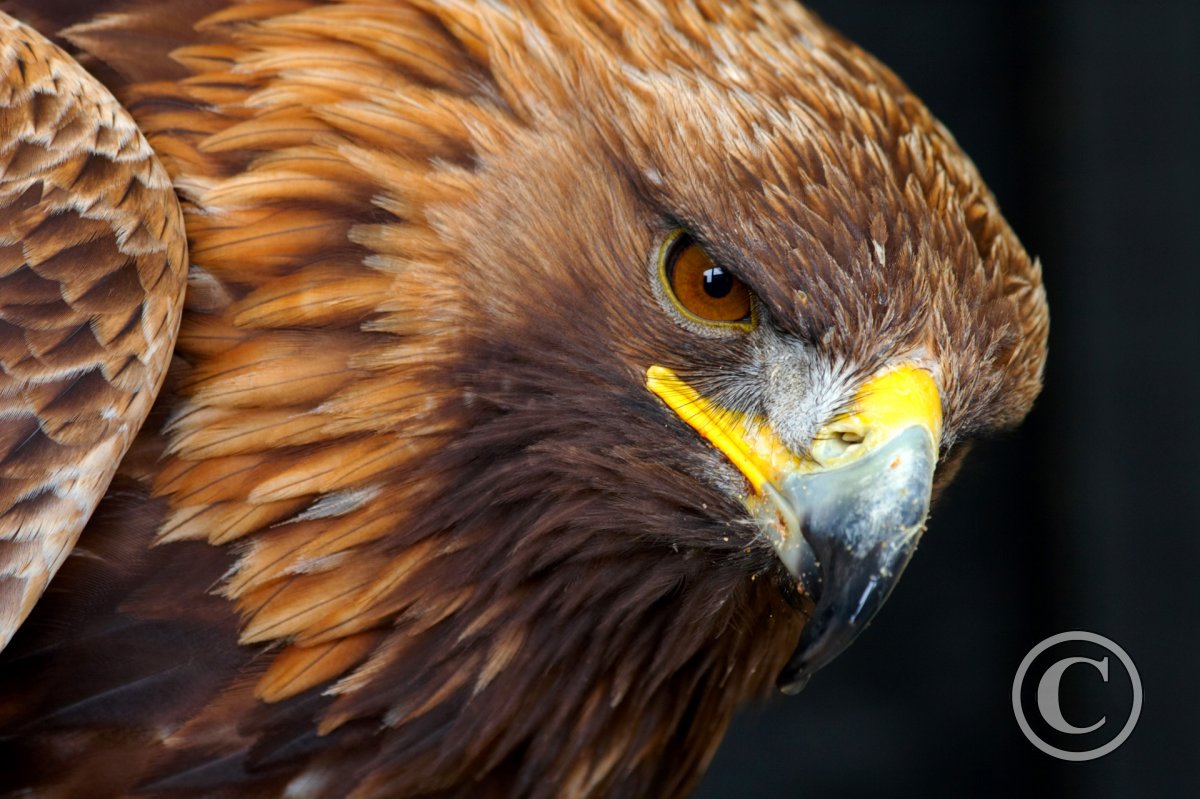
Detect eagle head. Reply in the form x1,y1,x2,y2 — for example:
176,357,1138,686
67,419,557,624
322,2,1049,793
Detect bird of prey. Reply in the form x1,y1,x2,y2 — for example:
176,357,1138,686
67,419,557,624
0,1,1048,796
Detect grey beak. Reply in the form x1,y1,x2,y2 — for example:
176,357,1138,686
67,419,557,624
771,425,937,694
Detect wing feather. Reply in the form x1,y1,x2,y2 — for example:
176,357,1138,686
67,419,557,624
0,12,186,651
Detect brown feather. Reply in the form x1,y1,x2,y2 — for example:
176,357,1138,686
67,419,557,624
0,12,186,652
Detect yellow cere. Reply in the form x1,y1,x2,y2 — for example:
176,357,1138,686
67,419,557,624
811,365,943,469
645,364,942,495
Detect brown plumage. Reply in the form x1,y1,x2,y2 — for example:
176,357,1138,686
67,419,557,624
0,12,187,651
0,2,1048,798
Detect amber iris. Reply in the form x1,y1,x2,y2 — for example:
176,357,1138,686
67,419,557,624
663,234,753,324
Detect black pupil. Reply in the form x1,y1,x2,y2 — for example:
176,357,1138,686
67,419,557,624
703,267,734,298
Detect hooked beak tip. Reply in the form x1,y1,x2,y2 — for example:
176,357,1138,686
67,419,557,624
772,425,936,693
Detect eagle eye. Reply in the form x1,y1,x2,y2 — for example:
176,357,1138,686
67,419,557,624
658,230,755,328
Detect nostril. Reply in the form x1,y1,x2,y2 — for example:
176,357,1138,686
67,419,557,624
812,433,857,463
810,425,867,464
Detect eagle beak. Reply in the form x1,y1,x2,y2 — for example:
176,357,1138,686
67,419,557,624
646,365,942,694
769,423,936,693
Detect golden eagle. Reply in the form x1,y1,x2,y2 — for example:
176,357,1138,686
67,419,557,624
0,1,1048,796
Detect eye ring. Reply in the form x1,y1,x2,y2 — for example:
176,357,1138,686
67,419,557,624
657,229,755,330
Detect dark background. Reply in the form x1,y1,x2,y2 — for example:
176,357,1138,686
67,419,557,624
699,2,1199,797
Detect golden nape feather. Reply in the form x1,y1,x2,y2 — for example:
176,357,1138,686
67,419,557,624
0,2,1048,798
